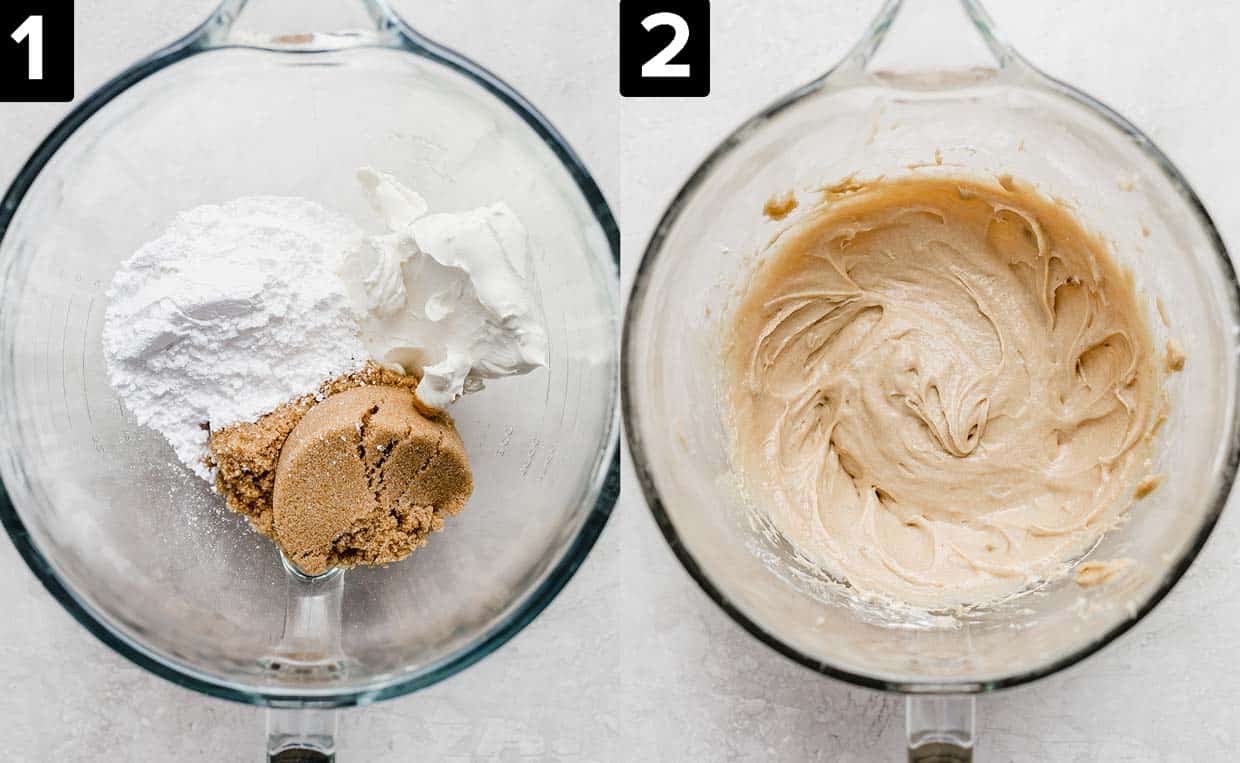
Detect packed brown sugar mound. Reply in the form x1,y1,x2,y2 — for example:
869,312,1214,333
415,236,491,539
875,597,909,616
207,364,472,575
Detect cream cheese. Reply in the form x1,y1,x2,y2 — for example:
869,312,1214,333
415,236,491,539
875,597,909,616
341,168,549,409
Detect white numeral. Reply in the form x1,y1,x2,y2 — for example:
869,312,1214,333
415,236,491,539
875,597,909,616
11,15,43,81
640,12,691,78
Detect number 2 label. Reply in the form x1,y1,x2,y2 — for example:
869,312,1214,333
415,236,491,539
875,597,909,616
620,0,710,97
641,12,691,79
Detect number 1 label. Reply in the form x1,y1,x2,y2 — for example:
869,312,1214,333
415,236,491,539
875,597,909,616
11,15,43,81
0,1,71,102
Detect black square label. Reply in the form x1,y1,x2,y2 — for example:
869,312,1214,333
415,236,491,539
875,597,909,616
620,0,709,98
0,0,72,102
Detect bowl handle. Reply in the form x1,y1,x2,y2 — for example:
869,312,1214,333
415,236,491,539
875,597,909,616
262,560,346,760
195,0,405,50
831,0,1035,86
906,695,975,762
267,707,339,762
265,709,337,759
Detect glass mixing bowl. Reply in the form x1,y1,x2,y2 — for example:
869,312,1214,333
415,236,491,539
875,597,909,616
623,0,1239,758
0,0,618,757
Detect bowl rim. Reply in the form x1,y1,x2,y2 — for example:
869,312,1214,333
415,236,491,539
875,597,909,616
0,14,621,707
621,71,1240,694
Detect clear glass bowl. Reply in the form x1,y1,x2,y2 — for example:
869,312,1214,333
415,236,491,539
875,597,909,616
623,0,1239,757
0,0,617,736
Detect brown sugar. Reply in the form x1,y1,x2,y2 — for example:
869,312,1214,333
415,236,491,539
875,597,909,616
272,385,471,574
207,364,472,574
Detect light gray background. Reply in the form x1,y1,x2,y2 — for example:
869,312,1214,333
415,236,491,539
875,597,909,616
1,1,1237,760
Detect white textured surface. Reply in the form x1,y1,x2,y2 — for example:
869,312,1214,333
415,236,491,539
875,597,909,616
345,169,550,410
1,1,1238,760
103,194,367,478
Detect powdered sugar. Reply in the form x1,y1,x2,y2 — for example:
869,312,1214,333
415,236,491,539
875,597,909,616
102,196,368,479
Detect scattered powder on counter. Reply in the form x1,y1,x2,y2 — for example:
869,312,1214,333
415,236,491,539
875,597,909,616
102,196,368,479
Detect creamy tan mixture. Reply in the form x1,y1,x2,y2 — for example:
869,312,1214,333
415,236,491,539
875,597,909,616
725,175,1164,609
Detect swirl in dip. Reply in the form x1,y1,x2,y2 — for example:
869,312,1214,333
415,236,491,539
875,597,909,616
724,175,1163,609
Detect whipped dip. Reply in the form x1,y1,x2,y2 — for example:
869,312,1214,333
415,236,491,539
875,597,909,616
341,168,549,409
724,175,1165,610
